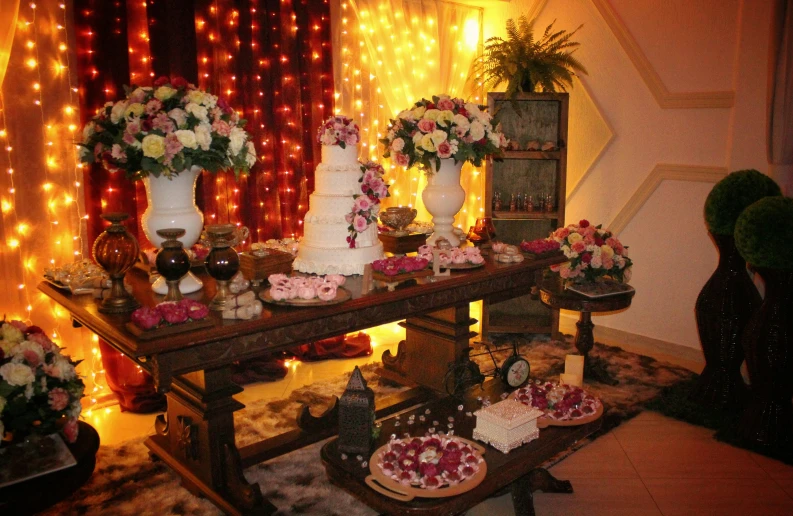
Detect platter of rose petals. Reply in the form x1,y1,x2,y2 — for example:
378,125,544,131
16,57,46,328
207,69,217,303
366,435,487,501
260,273,351,306
417,245,485,269
126,299,213,339
519,238,563,259
371,256,433,291
511,380,603,428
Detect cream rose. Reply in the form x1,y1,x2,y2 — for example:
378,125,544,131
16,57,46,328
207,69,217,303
154,86,177,101
391,138,405,152
110,101,129,123
229,127,247,155
125,103,145,118
419,134,436,152
1,323,24,345
436,110,455,127
452,114,470,131
174,129,198,149
430,129,448,146
423,109,441,121
411,106,426,119
0,362,35,386
141,134,166,159
168,108,188,128
567,232,583,244
600,245,615,260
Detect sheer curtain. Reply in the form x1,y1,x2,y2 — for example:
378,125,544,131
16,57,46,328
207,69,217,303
0,0,19,87
334,0,485,232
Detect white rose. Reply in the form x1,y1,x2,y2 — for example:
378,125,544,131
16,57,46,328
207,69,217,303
391,138,405,152
452,114,470,132
464,103,481,117
125,103,145,118
424,109,440,121
0,362,35,386
245,141,257,167
47,356,76,381
69,400,82,418
82,122,95,141
154,86,177,101
141,134,166,159
195,123,212,150
412,132,423,145
469,121,485,141
411,106,426,119
229,127,247,155
110,101,129,123
24,382,34,399
1,323,24,344
12,341,45,364
168,108,188,128
430,129,448,146
185,102,209,122
174,129,198,149
420,134,436,152
397,109,414,121
0,395,6,413
488,130,501,147
186,90,205,105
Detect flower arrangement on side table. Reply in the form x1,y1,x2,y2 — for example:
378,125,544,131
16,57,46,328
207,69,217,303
317,115,360,148
0,320,85,444
346,161,390,248
546,219,632,283
380,95,508,172
79,76,257,180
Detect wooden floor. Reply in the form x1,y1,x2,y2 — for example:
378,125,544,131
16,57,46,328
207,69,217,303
86,323,793,515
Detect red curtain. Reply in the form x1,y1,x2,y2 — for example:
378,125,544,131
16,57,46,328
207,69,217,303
73,0,333,410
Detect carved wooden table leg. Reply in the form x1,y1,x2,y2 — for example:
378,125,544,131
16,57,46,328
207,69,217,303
144,367,277,515
575,311,619,386
380,305,477,392
510,468,573,516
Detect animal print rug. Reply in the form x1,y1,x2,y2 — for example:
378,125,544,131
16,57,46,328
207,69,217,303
43,335,694,515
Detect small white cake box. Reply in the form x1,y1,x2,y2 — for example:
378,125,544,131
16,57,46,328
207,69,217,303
472,399,544,453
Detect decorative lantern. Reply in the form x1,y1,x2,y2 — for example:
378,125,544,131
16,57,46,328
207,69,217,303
338,366,376,454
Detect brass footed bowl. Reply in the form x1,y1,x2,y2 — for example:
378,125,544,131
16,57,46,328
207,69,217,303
380,207,418,236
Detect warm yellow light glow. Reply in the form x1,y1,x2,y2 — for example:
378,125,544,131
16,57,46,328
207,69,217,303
42,182,53,191
464,18,479,51
26,58,37,68
7,238,20,248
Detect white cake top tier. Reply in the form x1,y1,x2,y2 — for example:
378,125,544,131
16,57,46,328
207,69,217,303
321,144,359,166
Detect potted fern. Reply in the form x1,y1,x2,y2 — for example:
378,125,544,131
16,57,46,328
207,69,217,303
471,16,586,111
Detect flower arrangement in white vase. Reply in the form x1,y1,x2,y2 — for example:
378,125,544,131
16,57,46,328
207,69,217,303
380,95,508,245
78,76,256,294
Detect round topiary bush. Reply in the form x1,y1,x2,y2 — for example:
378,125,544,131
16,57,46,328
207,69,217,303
735,196,793,269
704,169,781,235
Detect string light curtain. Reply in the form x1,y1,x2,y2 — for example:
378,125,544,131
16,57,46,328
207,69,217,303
335,0,484,232
0,0,95,389
194,0,333,240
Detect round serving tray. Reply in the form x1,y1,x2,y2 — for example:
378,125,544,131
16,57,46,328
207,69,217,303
259,286,351,307
510,389,604,428
365,437,487,502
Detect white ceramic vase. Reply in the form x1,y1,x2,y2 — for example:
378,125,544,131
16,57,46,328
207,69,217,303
141,165,204,294
422,158,465,246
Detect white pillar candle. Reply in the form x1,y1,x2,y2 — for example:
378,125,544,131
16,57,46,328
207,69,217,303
560,373,583,387
565,354,585,377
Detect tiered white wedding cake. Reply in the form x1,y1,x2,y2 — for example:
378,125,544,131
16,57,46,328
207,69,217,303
293,139,384,276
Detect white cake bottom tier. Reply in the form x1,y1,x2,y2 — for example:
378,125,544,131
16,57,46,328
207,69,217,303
305,193,372,223
293,242,384,276
314,166,363,196
302,219,377,248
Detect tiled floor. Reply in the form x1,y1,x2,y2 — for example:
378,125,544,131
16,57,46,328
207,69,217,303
86,326,793,515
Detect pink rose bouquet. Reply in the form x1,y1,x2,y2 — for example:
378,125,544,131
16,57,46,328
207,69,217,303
381,95,508,173
316,115,360,148
547,220,633,283
345,161,390,248
0,319,85,443
79,76,256,181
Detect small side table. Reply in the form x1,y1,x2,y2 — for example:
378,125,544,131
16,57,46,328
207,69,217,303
539,278,635,385
0,422,100,514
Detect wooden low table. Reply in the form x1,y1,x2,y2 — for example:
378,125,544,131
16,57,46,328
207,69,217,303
321,380,602,516
539,279,635,385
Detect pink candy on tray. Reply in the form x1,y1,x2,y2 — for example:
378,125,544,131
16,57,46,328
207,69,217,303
417,245,484,267
267,273,346,301
371,256,430,276
130,299,210,330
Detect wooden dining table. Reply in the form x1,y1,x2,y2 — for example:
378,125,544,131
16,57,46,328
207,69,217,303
39,252,564,515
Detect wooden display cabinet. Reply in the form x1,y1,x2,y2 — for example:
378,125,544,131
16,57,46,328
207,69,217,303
483,92,568,337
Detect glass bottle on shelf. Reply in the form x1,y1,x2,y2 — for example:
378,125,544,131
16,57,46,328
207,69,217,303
526,195,534,212
546,193,555,213
494,192,503,212
509,193,516,212
516,192,523,211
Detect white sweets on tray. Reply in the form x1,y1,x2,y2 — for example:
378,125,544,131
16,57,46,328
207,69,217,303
472,399,543,454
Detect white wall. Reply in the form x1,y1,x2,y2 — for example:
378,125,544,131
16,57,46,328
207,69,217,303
475,0,775,349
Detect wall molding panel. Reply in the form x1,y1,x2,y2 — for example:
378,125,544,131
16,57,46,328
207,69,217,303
591,0,735,109
609,164,728,234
